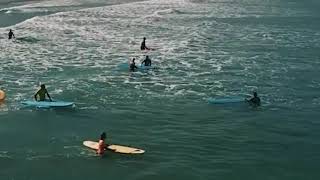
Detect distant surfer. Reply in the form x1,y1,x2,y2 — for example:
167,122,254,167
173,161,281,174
140,37,150,50
141,55,152,66
97,132,107,155
34,84,52,102
129,58,138,71
8,29,15,40
246,92,261,106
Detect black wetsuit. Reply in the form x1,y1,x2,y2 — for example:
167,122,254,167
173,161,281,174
8,31,14,39
142,57,151,66
249,97,261,106
140,40,146,50
130,62,138,71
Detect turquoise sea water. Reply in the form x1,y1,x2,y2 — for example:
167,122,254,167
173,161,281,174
1,0,320,179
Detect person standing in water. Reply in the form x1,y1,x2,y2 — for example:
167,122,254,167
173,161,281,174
8,29,15,40
97,132,107,155
247,92,261,106
140,37,150,50
130,58,138,71
34,84,52,101
141,55,152,66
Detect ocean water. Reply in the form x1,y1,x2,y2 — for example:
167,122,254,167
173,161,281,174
1,0,320,179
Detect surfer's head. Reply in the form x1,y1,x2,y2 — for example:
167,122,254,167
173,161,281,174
143,37,146,40
100,132,106,140
253,92,258,97
40,84,46,89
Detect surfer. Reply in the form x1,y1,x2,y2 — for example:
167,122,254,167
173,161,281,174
8,29,15,40
34,84,52,102
246,92,261,106
140,37,150,50
141,55,152,66
97,132,107,155
129,58,138,71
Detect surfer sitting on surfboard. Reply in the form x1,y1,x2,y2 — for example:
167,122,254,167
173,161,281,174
8,29,15,40
141,55,152,66
34,84,52,102
246,92,261,106
97,132,107,155
130,58,138,71
140,37,150,50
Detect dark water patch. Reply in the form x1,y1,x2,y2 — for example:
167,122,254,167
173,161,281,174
15,36,41,43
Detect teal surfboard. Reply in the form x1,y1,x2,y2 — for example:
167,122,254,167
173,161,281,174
118,63,156,71
208,97,245,104
21,100,74,108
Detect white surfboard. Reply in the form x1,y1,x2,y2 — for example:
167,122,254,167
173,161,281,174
83,141,145,154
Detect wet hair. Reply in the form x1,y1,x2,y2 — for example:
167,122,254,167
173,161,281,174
253,92,258,97
143,37,146,40
100,132,106,140
132,58,135,61
41,84,46,89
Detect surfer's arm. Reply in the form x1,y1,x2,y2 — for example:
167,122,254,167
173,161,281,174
34,90,39,101
46,90,52,101
246,97,253,102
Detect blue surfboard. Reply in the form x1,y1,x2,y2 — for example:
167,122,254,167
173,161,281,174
117,63,156,71
21,100,74,108
139,64,155,70
208,97,245,104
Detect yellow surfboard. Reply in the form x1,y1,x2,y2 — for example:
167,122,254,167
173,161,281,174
83,141,145,154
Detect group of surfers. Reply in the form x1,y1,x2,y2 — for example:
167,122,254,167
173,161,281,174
130,37,152,71
8,30,151,72
9,29,261,155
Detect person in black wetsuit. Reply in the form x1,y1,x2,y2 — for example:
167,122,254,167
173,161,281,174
247,92,261,106
34,84,52,102
8,29,15,40
141,55,152,66
140,37,150,50
129,58,138,71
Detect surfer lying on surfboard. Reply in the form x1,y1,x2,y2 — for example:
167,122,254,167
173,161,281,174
34,84,52,102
